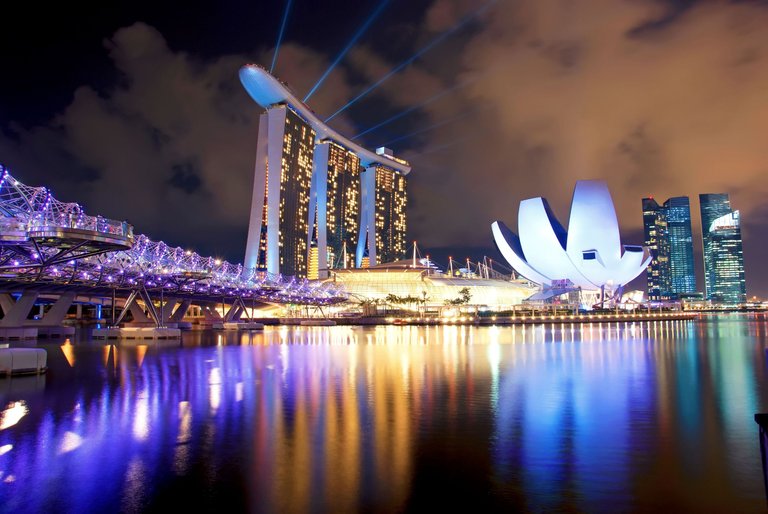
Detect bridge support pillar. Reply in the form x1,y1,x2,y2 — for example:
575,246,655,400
158,299,179,324
223,298,249,323
201,305,222,322
224,305,242,322
168,300,191,323
128,302,154,325
0,292,39,327
0,294,16,318
42,292,75,326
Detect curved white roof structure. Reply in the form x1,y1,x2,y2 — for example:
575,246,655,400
492,180,651,291
239,65,411,175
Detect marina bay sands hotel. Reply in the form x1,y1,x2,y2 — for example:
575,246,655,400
239,65,410,279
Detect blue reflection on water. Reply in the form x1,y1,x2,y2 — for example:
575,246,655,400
0,317,765,512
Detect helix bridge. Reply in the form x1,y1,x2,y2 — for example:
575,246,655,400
0,165,347,309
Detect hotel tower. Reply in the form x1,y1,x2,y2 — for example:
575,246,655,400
239,65,410,279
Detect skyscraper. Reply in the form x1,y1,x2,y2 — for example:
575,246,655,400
642,196,695,300
664,197,696,295
244,105,316,278
240,65,411,279
642,198,669,300
358,159,407,267
308,140,367,278
699,193,746,304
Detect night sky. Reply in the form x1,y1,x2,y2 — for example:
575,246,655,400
2,0,767,296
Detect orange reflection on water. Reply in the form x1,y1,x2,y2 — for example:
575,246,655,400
242,328,419,512
60,339,75,367
0,401,28,430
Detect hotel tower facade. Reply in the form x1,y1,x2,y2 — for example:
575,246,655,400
240,65,411,279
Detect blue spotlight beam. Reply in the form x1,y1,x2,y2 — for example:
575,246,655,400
410,135,476,158
352,78,474,139
325,0,495,122
270,0,294,73
379,106,486,148
304,0,391,102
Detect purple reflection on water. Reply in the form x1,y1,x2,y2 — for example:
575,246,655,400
0,317,765,512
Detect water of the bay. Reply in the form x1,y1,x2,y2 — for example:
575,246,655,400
1,315,767,513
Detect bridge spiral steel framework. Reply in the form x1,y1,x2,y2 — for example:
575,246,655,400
0,165,347,305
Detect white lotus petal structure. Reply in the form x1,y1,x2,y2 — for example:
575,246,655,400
491,180,651,291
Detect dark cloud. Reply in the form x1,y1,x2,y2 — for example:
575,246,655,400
626,0,698,38
168,162,203,194
0,22,354,259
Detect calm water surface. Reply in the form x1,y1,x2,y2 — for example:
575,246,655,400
1,316,767,512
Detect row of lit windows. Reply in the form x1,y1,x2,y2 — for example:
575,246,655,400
260,107,408,275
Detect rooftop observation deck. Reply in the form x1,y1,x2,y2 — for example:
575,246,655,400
239,64,411,175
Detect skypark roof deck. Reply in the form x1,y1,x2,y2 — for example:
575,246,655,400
239,64,411,175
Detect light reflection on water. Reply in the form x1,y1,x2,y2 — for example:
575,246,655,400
0,318,765,512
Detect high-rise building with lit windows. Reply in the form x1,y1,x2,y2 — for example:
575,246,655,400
642,196,696,300
665,197,696,295
642,198,670,300
307,243,319,280
240,65,411,278
310,141,378,278
358,160,407,266
243,104,315,278
700,193,746,304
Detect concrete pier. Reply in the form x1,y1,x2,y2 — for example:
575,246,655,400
0,327,38,341
36,326,76,339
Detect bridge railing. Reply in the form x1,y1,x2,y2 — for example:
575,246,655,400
26,212,134,239
0,166,134,242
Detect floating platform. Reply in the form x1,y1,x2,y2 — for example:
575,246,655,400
0,347,47,375
92,327,182,340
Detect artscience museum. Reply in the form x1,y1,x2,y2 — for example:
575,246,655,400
492,180,651,304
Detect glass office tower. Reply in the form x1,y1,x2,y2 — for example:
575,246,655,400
664,197,696,295
699,193,746,304
642,196,695,300
642,198,669,301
